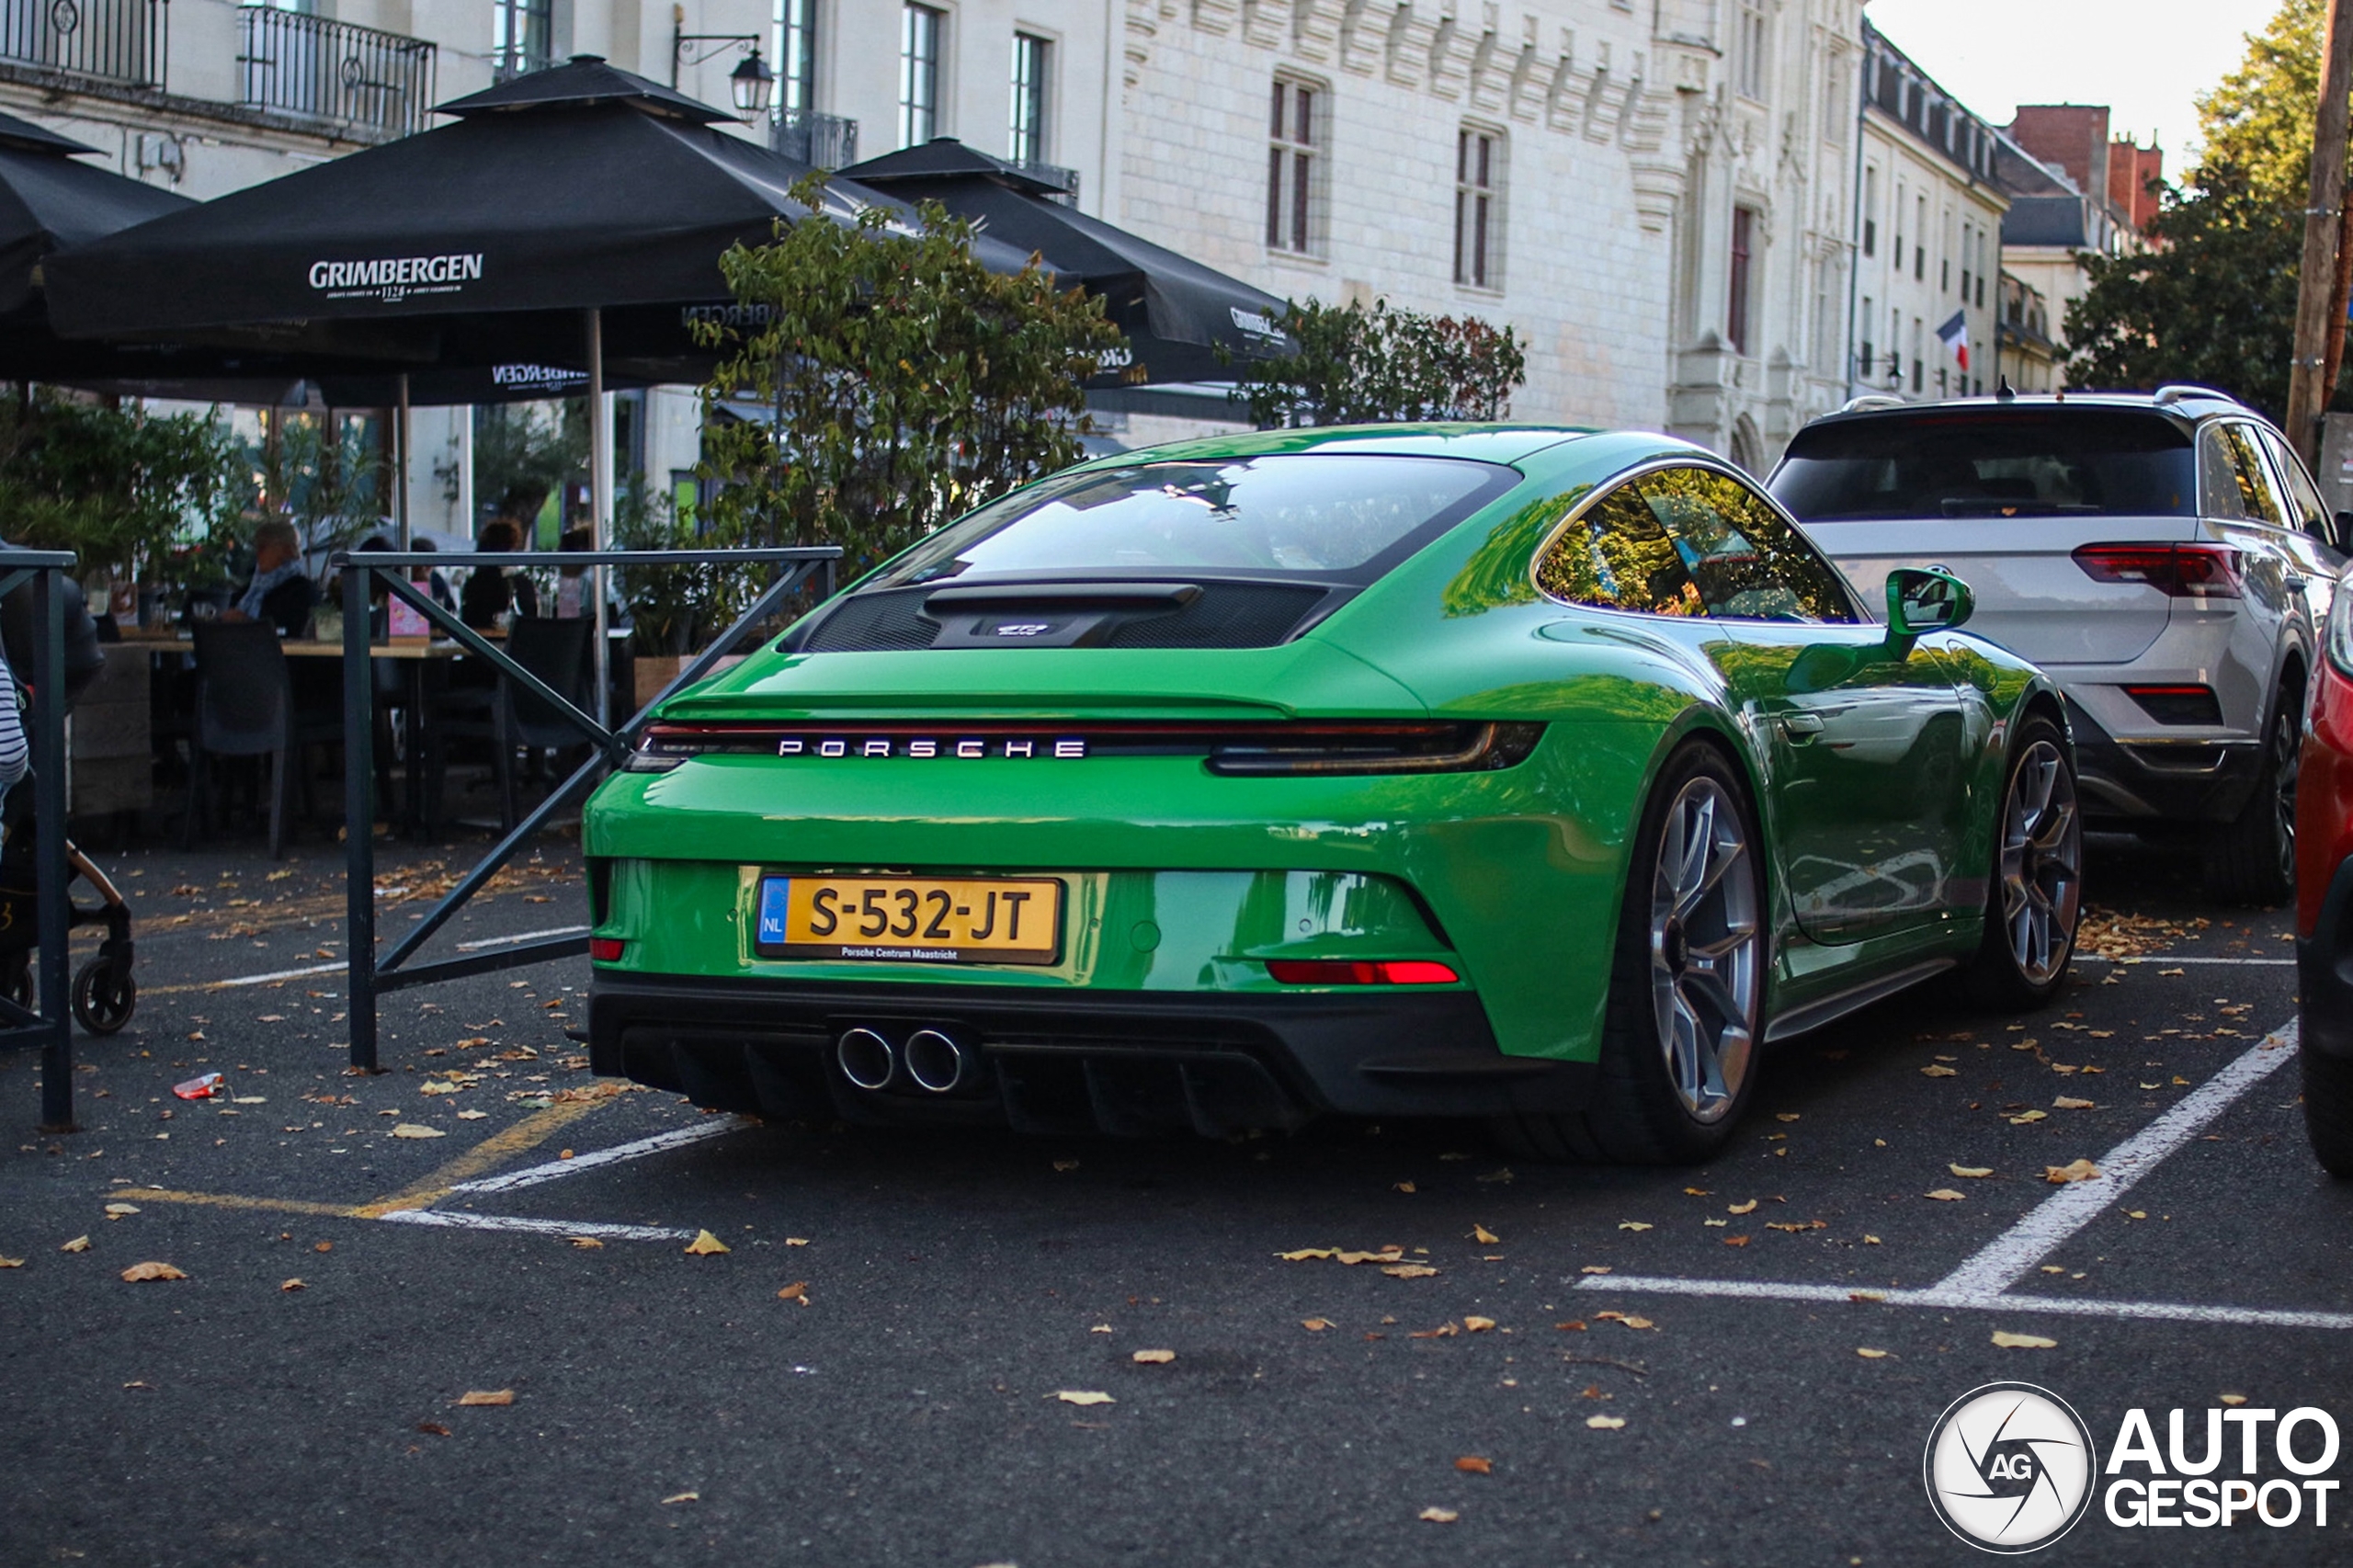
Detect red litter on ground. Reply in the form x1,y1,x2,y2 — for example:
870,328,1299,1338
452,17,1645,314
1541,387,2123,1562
172,1073,224,1101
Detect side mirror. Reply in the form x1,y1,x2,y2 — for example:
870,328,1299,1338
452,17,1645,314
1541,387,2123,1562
1886,565,1974,637
2332,510,2353,553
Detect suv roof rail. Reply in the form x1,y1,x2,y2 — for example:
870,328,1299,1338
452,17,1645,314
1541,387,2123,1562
2153,383,2245,409
1838,393,1909,415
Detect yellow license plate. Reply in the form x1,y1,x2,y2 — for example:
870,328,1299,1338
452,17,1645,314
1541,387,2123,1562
756,875,1063,964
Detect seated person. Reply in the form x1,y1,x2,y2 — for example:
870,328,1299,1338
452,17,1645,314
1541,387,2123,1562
222,519,315,636
460,518,540,629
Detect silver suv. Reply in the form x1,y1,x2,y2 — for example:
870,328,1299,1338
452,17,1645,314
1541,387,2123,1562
1769,387,2345,903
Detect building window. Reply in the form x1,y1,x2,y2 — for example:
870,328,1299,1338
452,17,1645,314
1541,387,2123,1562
1454,128,1500,289
899,4,944,149
1911,316,1924,393
1735,0,1768,101
1859,293,1874,381
1892,181,1904,274
1008,32,1051,166
772,0,817,115
1727,205,1756,356
1914,194,1927,280
1959,221,1971,302
492,0,551,79
1862,167,1877,256
1267,78,1321,256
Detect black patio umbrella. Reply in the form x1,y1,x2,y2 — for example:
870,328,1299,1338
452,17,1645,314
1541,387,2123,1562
837,137,1294,387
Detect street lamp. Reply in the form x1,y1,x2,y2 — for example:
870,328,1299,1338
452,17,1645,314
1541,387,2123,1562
670,5,773,119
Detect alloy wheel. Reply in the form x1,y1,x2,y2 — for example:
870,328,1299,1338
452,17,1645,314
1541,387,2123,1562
1648,777,1762,1123
2270,706,2301,887
1998,740,2082,985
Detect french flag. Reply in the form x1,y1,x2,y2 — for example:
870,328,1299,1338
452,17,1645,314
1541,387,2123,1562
1936,310,1970,371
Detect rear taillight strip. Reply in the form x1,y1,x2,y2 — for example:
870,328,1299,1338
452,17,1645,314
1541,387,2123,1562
2072,542,2243,598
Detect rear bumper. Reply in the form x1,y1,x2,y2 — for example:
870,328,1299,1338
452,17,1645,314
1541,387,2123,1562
2064,699,2262,823
588,971,1594,1133
2302,858,2353,1062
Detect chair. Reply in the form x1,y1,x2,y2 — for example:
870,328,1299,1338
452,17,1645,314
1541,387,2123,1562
184,623,335,858
428,619,595,832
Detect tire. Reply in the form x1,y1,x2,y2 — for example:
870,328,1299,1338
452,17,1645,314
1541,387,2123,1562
2203,688,2301,906
71,958,134,1035
1960,716,2083,1011
2304,1041,2353,1178
1492,741,1767,1165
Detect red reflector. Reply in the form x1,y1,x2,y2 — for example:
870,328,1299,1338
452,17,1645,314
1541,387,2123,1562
588,937,625,962
1266,959,1461,985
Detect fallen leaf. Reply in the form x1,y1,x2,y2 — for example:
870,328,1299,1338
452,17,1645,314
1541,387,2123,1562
1054,1391,1115,1406
1554,1320,1587,1332
104,1202,140,1218
1455,1456,1492,1474
1131,1348,1176,1364
60,1235,89,1253
1302,1318,1333,1332
1703,1219,1729,1228
1393,1181,1417,1193
1418,1506,1460,1523
2009,1110,2049,1125
1863,1234,1882,1245
1052,1159,1079,1172
389,1124,446,1140
313,1241,333,1255
2128,1210,2148,1221
2221,1393,2249,1407
2173,1075,2191,1086
1617,1315,1655,1331
1924,1189,1967,1201
1921,1064,1959,1077
280,1278,305,1291
1472,1224,1500,1244
1090,1324,1112,1334
1381,1264,1440,1278
0,1256,21,1268
661,1492,699,1506
1722,1234,1750,1247
2045,1159,2102,1184
1727,1199,1758,1215
786,1237,810,1247
683,1231,731,1256
1849,1290,1887,1302
1407,1323,1460,1339
1856,1347,1891,1359
418,1082,460,1096
1774,1113,1801,1122
1278,1247,1337,1261
1463,1315,1496,1333
777,1281,809,1303
1586,1415,1627,1429
119,1261,186,1282
1991,1331,2057,1349
2052,1096,2097,1110
1579,1265,1612,1276
1948,1165,1993,1179
1618,1221,1654,1232
415,1422,451,1437
1766,1220,1827,1233
457,1389,515,1406
1683,1187,1711,1196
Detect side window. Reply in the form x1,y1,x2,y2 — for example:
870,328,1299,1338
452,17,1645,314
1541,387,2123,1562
1537,467,1857,622
2198,426,2247,519
1536,486,1705,617
2256,426,2333,540
1631,467,1856,621
2215,424,2285,525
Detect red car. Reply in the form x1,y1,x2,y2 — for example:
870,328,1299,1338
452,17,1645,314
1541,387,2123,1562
2302,575,2353,1175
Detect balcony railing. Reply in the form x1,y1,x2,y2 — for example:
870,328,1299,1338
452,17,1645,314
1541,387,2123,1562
0,0,165,87
773,108,858,171
240,7,436,139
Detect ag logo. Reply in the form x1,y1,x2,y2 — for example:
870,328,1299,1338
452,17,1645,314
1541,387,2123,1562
1924,1382,2097,1553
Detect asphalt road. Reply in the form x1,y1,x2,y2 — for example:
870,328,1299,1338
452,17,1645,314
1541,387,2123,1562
1,829,2345,1567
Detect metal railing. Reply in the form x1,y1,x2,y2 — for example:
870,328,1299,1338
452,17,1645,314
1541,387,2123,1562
239,8,437,139
336,547,839,1072
0,553,82,1131
0,0,165,86
773,108,858,170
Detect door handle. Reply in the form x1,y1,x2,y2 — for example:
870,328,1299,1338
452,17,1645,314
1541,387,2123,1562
1778,712,1825,744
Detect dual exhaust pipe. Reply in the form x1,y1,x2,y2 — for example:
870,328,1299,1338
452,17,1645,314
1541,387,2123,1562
836,1026,976,1094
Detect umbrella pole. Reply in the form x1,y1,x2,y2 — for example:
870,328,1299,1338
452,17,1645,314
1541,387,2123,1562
394,372,411,549
587,307,611,727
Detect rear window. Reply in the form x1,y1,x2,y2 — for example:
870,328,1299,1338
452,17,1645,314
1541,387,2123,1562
1771,411,2196,521
872,454,1515,587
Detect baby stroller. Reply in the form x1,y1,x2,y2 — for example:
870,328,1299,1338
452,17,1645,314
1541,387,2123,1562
0,787,136,1035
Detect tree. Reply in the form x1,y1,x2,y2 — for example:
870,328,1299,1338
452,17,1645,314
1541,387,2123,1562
694,173,1119,607
0,390,242,582
1232,297,1528,427
472,399,588,535
2065,0,2338,418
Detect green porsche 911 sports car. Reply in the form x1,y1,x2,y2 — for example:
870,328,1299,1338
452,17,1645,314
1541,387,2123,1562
585,425,2081,1163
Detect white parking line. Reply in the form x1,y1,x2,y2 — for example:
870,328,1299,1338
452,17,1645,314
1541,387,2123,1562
1934,1023,2300,1300
454,924,591,951
1579,1020,2343,1329
2093,956,2295,968
448,1119,741,1195
378,1209,697,1242
205,960,344,989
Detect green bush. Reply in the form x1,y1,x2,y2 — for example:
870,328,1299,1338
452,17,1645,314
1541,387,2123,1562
1233,297,1528,428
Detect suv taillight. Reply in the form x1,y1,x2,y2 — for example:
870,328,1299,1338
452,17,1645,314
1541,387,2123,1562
2072,542,2243,598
